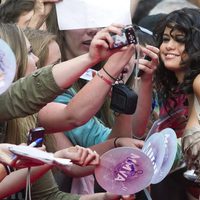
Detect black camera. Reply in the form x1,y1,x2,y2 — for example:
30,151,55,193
110,83,138,114
111,25,137,49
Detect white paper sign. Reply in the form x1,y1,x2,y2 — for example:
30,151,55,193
56,0,131,30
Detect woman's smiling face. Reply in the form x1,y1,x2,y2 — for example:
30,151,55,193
160,26,186,72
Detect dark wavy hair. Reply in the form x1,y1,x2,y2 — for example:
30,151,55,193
153,8,200,112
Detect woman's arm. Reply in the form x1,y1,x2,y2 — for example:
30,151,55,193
38,45,135,133
0,164,51,199
0,25,124,121
132,45,159,138
109,45,159,139
56,137,143,177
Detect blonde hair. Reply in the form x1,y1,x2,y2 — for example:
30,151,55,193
24,28,58,151
0,23,38,145
24,28,57,68
46,6,115,127
0,23,27,81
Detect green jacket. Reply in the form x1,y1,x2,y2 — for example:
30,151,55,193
0,65,64,122
0,64,80,200
0,65,64,144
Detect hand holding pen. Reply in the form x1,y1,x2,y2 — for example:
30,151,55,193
29,138,44,147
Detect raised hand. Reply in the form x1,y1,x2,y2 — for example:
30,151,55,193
89,24,134,63
136,45,159,79
28,0,61,29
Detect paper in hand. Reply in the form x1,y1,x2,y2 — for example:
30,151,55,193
55,0,132,30
9,146,72,166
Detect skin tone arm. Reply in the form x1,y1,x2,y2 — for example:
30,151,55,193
108,45,159,139
132,45,159,138
38,44,135,133
0,164,130,200
0,164,51,199
0,143,100,198
53,134,144,177
39,45,158,138
52,24,125,90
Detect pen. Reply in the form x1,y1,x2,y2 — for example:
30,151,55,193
29,138,43,147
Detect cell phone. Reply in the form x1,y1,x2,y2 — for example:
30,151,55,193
137,55,152,77
27,127,45,147
110,25,137,49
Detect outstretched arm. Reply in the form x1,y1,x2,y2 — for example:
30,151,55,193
0,164,51,199
38,43,135,133
57,137,143,177
132,45,159,138
0,24,124,121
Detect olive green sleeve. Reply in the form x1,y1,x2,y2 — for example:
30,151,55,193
31,170,80,200
0,65,64,121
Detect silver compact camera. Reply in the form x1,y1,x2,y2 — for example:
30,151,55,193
111,25,137,49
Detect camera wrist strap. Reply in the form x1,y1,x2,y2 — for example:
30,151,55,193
25,167,31,200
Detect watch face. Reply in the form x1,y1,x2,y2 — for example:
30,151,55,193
0,39,16,94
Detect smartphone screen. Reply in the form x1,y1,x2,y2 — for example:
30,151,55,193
27,127,45,147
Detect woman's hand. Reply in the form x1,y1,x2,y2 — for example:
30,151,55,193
114,138,144,149
136,45,159,80
13,144,47,168
28,0,61,29
89,24,130,62
0,143,16,166
54,145,100,166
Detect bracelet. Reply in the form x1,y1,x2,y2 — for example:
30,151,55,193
102,67,118,81
96,72,113,86
2,164,12,175
114,137,121,148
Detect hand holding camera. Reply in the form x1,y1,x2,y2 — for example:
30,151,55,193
110,25,138,49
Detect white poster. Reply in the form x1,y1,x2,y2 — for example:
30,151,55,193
56,0,131,30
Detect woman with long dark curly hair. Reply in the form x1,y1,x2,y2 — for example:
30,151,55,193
153,8,200,200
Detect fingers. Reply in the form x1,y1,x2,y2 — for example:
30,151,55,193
74,145,100,166
132,139,144,149
102,24,124,36
90,24,135,62
56,145,100,166
93,24,126,50
137,45,159,75
83,149,100,166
